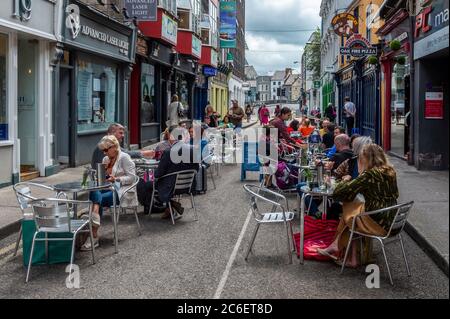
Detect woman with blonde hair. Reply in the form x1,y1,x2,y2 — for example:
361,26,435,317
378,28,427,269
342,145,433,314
81,135,138,250
317,144,399,266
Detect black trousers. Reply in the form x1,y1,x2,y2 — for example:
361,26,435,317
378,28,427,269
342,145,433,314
345,117,355,135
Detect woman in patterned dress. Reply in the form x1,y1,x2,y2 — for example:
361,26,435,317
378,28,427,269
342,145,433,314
317,144,399,266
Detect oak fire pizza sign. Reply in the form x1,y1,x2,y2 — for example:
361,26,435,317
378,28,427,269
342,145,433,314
331,13,358,37
425,92,444,119
340,34,378,57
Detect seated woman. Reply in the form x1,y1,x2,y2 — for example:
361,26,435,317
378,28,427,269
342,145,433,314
287,120,302,143
317,144,399,266
300,118,315,138
219,115,235,129
82,135,138,251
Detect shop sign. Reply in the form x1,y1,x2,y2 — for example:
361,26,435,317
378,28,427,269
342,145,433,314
124,0,157,21
64,3,134,61
314,80,321,89
219,1,237,48
226,52,234,62
161,13,177,45
192,36,202,59
425,91,444,119
12,0,31,21
331,13,358,37
340,34,377,57
203,66,217,76
414,0,449,59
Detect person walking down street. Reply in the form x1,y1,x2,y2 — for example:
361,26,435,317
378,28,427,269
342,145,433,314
229,100,245,132
245,104,253,123
274,104,281,118
259,104,270,126
325,103,337,123
167,94,186,127
343,96,356,135
205,103,220,128
257,105,263,125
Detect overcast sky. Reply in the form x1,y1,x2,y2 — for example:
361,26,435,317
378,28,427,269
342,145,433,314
245,0,321,76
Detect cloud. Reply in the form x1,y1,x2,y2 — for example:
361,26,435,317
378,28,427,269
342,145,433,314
245,0,321,75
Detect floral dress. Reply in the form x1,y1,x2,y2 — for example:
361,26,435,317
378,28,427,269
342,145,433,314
332,166,399,230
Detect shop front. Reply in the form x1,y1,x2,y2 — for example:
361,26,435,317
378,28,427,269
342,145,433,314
59,0,136,166
211,68,229,117
1,0,59,186
197,46,218,120
378,9,411,158
412,0,449,170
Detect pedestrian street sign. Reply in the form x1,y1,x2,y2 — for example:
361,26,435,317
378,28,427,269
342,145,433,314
314,80,321,89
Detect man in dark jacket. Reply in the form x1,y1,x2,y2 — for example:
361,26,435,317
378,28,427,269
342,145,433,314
139,126,198,218
325,134,354,172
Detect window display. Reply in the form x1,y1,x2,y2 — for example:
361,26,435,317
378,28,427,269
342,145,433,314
141,63,156,124
76,54,117,133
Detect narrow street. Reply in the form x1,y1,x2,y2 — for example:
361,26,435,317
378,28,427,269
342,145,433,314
0,124,447,299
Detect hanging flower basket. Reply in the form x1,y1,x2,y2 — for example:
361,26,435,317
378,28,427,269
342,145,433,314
396,56,406,65
368,56,378,65
390,40,401,51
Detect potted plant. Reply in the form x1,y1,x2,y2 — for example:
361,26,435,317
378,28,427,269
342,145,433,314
396,56,406,65
389,40,401,51
368,55,378,65
303,168,314,189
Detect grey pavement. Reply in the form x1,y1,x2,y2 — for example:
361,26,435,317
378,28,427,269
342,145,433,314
390,157,449,275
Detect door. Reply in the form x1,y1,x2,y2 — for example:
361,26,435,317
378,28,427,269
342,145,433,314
17,39,37,175
56,67,71,164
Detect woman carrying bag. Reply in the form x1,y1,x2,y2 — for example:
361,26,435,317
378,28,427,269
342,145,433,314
167,94,187,127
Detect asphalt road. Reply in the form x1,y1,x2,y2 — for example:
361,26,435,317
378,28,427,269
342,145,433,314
0,126,448,299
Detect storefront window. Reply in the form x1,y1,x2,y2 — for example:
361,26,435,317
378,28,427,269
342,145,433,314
76,55,117,133
176,73,190,115
0,34,7,140
141,63,156,124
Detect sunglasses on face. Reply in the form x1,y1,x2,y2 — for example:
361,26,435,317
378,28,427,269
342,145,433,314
103,146,113,153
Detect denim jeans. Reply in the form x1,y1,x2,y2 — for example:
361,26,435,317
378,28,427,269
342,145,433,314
89,190,119,216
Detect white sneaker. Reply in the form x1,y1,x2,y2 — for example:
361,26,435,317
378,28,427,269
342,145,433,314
80,237,99,251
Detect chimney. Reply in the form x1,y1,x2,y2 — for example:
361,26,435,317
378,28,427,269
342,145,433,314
285,68,292,78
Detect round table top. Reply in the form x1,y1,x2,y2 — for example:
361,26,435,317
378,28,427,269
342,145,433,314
53,181,112,193
300,185,333,196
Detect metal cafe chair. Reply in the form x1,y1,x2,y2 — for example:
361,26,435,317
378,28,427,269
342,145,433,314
12,182,68,257
115,174,142,236
26,198,96,283
243,184,296,264
149,169,198,225
341,201,415,285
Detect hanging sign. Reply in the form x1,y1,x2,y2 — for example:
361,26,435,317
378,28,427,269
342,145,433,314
331,13,358,37
219,1,237,48
124,0,157,21
340,34,378,57
425,91,444,119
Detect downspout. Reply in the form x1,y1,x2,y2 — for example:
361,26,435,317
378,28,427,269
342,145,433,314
407,1,415,165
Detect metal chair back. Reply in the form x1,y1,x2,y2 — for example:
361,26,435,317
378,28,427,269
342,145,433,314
118,174,140,204
384,201,414,238
243,184,288,222
173,170,197,194
13,182,56,211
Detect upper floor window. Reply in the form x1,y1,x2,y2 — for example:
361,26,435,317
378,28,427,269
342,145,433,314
366,4,374,43
159,0,177,17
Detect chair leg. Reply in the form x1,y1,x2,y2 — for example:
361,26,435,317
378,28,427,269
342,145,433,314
26,232,38,283
168,202,175,225
134,207,142,236
245,223,260,261
399,234,411,277
210,169,216,190
191,194,198,221
88,223,96,264
340,230,354,274
285,222,293,264
14,225,22,256
69,233,77,279
379,239,394,285
289,222,297,255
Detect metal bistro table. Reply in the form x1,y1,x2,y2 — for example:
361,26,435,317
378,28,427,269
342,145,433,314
134,158,160,180
53,181,119,254
298,185,334,264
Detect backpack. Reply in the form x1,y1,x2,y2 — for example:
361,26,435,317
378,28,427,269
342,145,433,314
275,162,297,189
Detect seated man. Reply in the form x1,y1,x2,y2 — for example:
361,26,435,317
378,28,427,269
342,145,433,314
325,134,354,173
321,124,336,150
325,126,346,158
138,126,198,219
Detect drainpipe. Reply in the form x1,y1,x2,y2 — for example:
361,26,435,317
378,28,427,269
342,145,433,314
408,0,415,166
